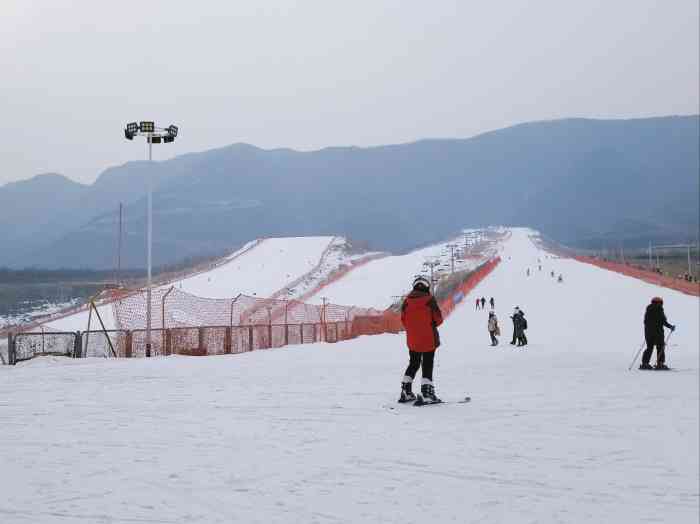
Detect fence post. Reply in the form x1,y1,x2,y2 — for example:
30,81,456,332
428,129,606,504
125,330,132,358
248,326,254,351
284,323,289,346
165,329,172,356
74,331,82,358
313,323,318,343
7,332,15,365
198,327,205,355
225,327,232,354
300,323,305,344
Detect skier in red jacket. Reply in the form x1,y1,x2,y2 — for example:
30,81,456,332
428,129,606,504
399,275,444,403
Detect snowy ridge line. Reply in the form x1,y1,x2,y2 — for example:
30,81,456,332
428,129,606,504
574,255,700,297
294,252,389,304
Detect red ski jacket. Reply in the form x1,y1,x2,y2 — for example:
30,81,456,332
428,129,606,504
401,289,443,352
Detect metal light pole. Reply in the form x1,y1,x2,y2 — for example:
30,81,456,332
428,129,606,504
124,121,179,357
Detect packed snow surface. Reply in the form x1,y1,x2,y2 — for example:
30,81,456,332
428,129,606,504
1,229,697,523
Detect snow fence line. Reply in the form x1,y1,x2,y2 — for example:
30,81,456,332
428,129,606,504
574,256,699,297
2,257,501,364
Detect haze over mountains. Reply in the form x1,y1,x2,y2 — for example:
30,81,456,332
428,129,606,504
1,115,698,270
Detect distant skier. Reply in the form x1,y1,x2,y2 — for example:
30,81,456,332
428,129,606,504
526,268,531,277
513,308,528,347
557,274,563,283
640,297,675,370
488,311,500,346
480,297,486,309
399,276,444,403
489,297,495,309
476,298,481,310
551,270,555,278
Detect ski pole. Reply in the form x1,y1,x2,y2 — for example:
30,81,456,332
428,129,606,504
628,340,646,371
629,329,675,371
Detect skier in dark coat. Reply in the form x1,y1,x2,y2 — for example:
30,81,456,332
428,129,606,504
480,297,486,309
640,297,675,370
489,297,495,309
399,276,444,403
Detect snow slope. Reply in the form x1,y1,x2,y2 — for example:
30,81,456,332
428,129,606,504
1,228,697,523
41,236,344,332
168,236,336,298
307,231,490,309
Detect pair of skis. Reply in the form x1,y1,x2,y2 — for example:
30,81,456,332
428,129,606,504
398,395,471,407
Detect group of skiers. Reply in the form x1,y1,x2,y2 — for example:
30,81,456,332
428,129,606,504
483,307,527,347
475,296,495,310
397,274,678,404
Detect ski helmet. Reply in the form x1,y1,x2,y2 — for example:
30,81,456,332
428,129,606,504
651,296,663,304
413,275,431,290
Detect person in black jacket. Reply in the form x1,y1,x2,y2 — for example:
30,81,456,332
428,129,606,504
640,297,675,370
514,309,528,347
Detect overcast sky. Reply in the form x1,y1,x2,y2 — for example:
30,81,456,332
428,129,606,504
1,0,698,185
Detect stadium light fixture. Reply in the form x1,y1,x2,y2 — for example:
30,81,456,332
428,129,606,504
123,120,180,357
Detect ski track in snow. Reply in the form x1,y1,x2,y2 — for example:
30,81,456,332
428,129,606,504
0,229,697,523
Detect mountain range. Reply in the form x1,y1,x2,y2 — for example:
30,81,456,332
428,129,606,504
1,115,697,269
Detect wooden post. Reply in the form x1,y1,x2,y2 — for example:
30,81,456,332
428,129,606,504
7,332,15,365
125,330,133,358
248,326,254,351
225,327,232,354
165,329,172,356
74,331,82,358
198,327,205,356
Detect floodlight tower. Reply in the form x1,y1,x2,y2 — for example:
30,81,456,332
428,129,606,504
124,121,179,357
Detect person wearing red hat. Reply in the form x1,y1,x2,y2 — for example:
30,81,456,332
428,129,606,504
399,275,444,403
640,297,676,370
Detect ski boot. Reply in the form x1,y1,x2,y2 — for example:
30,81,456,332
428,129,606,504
419,380,441,404
398,379,416,403
654,363,670,371
639,362,653,370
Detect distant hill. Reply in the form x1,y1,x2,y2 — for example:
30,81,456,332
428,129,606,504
1,115,697,269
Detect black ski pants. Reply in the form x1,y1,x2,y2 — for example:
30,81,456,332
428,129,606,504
517,331,528,346
489,331,498,345
642,338,665,366
404,351,435,381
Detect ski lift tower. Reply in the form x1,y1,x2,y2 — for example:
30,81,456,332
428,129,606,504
423,259,441,289
123,121,179,357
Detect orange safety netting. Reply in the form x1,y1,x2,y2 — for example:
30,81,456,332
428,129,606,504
574,256,699,297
